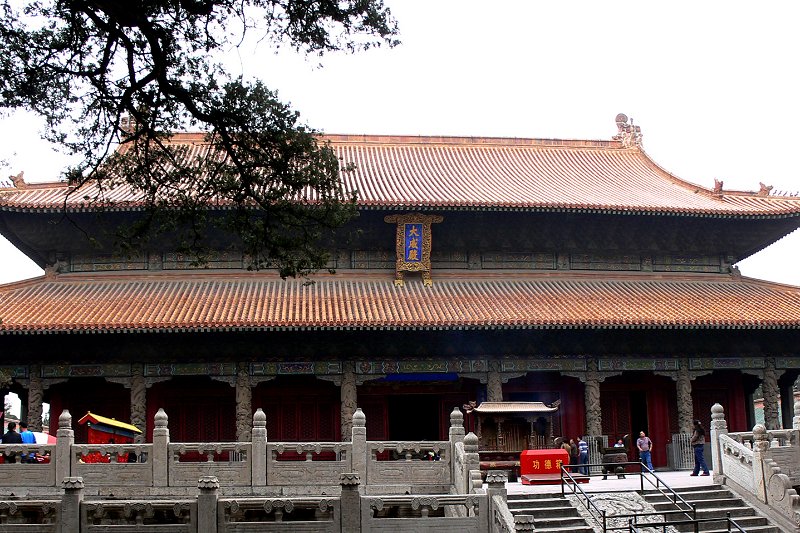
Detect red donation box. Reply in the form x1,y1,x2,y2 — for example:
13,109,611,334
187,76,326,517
520,449,569,477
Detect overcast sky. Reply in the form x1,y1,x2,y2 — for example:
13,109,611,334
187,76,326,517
1,1,799,285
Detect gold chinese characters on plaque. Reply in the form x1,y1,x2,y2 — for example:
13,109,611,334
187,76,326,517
384,213,443,286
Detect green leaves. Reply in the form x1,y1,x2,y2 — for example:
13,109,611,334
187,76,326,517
0,0,397,277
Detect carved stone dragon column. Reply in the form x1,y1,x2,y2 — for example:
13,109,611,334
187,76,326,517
584,359,602,436
486,361,504,403
762,357,780,430
130,364,147,443
341,361,358,441
235,362,253,442
677,358,694,434
27,365,44,432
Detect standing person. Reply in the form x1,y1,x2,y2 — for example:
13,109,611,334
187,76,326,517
2,421,23,463
578,436,589,475
636,430,654,471
690,420,710,476
1,421,22,444
19,422,36,463
568,438,579,470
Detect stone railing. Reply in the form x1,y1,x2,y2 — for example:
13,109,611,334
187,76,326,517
0,498,60,530
718,432,755,492
219,495,340,532
711,402,800,532
72,443,154,487
0,406,486,497
168,442,252,487
366,441,451,489
361,493,488,533
267,442,352,487
0,444,56,487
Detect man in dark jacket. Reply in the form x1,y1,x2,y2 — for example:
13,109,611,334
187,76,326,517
2,421,22,444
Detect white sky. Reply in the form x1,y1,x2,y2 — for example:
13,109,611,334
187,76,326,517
1,0,799,285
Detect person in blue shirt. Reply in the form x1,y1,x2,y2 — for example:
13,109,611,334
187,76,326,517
578,437,589,475
19,422,36,463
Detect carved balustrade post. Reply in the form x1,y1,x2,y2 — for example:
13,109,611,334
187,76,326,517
152,408,169,488
448,407,465,492
485,470,508,522
27,365,44,432
584,360,602,436
351,408,367,483
762,358,781,430
751,424,770,503
340,473,361,533
235,362,252,442
463,432,481,493
341,362,357,441
130,364,146,443
197,476,219,533
252,408,267,486
55,410,74,486
709,403,727,477
60,477,84,533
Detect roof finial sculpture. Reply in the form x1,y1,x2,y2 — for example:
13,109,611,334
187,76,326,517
758,182,773,196
9,171,26,188
612,113,643,148
713,179,724,194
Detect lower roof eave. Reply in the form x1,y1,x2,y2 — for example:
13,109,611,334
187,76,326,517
0,322,797,335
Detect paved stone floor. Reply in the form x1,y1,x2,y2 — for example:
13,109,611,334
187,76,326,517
505,469,716,495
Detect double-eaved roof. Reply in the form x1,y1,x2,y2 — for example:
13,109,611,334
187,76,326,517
2,131,800,335
2,133,800,217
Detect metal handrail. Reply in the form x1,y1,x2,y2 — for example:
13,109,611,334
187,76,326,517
560,464,607,529
637,462,696,522
627,511,746,533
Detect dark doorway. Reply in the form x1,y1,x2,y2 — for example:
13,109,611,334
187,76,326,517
387,395,439,440
629,391,649,437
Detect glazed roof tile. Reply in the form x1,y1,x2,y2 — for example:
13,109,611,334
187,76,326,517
2,134,800,217
1,271,799,334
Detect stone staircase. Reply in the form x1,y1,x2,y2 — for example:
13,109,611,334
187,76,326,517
642,484,780,532
506,492,594,532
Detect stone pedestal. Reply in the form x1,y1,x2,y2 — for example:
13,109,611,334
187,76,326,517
197,476,219,532
60,477,84,533
340,473,361,533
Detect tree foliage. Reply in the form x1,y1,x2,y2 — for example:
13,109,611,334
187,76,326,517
0,0,398,277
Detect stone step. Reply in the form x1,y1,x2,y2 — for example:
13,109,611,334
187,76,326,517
508,505,581,518
528,526,594,533
650,497,745,510
507,498,574,509
644,489,738,501
507,493,593,532
529,516,592,529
